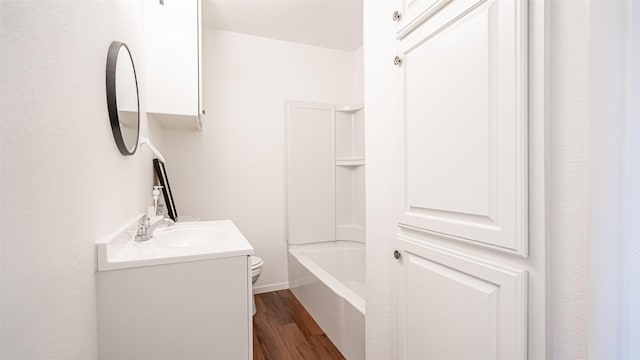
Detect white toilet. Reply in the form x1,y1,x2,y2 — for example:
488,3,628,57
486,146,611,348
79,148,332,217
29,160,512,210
250,256,264,316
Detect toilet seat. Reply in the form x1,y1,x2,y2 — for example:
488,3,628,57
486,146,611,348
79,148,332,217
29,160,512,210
249,256,264,316
251,256,263,270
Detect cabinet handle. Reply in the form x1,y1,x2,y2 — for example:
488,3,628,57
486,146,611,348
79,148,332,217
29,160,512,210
394,250,402,260
393,56,402,66
392,11,401,22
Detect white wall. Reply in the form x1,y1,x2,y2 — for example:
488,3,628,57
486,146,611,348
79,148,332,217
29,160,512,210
587,2,637,358
162,29,358,291
363,1,398,358
353,46,364,105
549,1,589,358
538,1,637,359
627,7,640,359
0,1,163,359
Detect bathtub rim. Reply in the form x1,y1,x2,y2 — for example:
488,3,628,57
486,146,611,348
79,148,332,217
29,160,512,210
288,240,365,314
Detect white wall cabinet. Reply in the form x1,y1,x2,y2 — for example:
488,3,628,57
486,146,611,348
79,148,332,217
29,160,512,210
386,0,544,358
144,0,204,130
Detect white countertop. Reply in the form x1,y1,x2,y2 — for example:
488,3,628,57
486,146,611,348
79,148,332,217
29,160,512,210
97,219,254,271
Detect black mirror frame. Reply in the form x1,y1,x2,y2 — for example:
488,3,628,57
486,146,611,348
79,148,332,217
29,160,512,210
106,41,140,156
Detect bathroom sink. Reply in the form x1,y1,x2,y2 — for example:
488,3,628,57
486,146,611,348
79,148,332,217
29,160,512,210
152,227,228,248
96,219,254,271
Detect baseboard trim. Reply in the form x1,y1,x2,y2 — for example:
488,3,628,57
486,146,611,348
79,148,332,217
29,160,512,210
253,281,289,294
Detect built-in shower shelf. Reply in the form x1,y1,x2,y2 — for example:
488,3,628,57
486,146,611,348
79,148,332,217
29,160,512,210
336,158,365,167
335,104,364,113
285,100,365,245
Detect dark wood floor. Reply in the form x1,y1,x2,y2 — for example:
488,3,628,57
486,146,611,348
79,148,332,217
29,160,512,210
253,290,346,360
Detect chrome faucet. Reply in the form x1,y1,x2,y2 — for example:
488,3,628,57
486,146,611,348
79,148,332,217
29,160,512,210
135,217,175,242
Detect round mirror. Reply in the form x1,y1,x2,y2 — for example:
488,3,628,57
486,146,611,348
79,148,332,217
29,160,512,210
106,41,140,155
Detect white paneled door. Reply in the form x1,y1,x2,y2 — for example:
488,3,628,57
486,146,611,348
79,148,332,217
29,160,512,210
390,0,545,358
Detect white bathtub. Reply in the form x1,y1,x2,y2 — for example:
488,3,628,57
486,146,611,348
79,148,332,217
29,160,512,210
288,241,365,360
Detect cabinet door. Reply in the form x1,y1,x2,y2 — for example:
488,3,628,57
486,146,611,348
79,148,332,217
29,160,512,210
397,0,528,256
397,238,527,359
97,257,251,360
145,0,199,116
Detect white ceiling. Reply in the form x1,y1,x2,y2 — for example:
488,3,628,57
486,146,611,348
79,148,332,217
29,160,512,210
201,0,363,51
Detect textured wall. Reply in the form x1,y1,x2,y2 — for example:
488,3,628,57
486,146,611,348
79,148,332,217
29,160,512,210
0,1,162,359
587,2,635,358
550,1,589,359
363,0,398,358
550,3,640,358
161,28,357,292
627,7,640,358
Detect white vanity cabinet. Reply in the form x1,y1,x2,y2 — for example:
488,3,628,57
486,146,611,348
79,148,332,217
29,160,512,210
97,256,252,360
144,0,204,130
96,219,253,360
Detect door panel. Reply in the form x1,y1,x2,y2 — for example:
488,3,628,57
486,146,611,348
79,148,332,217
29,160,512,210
398,0,528,256
398,237,527,360
405,7,491,218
